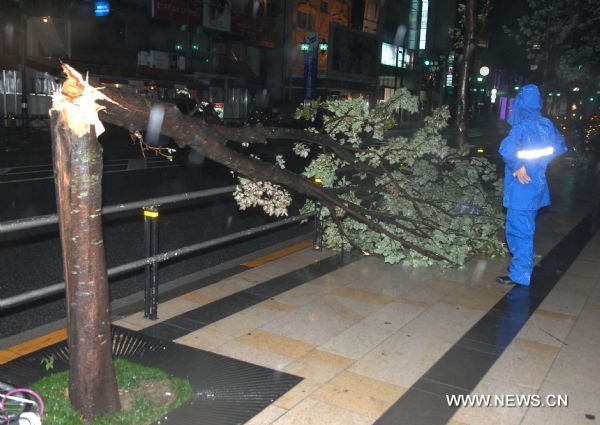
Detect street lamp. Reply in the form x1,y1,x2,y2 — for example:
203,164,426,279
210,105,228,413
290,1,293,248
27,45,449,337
318,39,328,53
300,39,310,52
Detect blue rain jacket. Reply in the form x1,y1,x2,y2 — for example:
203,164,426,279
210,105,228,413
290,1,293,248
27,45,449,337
499,85,567,210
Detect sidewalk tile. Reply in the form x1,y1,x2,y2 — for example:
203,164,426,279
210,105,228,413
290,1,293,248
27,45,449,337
520,380,598,425
188,275,257,299
261,296,367,346
319,302,426,360
245,405,288,425
537,289,588,317
239,259,310,282
257,299,297,313
565,259,600,279
237,330,315,359
270,282,329,307
112,318,146,331
515,310,576,347
442,285,508,311
330,286,398,305
400,302,486,344
329,371,406,403
555,308,600,346
284,350,353,384
205,304,293,338
241,241,314,267
349,333,453,388
174,327,233,351
271,397,372,425
214,339,295,371
544,345,600,396
182,291,217,305
451,377,533,425
486,338,560,390
397,278,467,305
274,379,322,410
312,382,395,419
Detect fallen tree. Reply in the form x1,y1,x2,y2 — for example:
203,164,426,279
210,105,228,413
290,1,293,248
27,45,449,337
72,64,504,268
51,63,504,420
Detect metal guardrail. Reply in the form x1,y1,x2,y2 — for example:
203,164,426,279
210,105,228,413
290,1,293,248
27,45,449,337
0,185,319,315
0,186,237,234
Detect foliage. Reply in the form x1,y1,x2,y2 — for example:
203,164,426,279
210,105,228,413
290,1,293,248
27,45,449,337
448,1,492,49
30,359,192,425
234,177,292,217
504,0,600,86
40,355,56,371
237,89,506,267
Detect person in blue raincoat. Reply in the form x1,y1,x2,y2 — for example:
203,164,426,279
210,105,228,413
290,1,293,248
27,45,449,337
497,84,567,286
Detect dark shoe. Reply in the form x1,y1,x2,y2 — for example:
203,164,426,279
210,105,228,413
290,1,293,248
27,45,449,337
496,275,517,285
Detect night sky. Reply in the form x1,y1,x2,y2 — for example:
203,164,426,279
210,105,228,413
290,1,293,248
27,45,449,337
485,1,531,78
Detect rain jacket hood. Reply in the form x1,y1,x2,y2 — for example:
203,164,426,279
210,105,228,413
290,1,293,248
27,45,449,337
498,84,567,210
508,84,543,127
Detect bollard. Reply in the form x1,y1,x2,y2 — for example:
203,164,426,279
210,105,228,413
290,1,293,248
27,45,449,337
143,207,159,320
313,207,323,251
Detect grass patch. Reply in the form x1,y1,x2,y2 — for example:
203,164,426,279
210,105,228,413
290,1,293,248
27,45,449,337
30,358,192,425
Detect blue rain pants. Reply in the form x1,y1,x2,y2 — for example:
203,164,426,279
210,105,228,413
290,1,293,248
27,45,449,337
506,209,538,286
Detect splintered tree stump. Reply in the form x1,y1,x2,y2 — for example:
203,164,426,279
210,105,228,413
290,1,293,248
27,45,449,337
50,66,120,419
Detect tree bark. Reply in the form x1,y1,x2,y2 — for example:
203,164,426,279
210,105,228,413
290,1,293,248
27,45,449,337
456,0,476,148
50,78,120,419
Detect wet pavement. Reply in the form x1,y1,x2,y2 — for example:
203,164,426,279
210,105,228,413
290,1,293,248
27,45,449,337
1,123,600,424
107,165,599,425
1,153,597,424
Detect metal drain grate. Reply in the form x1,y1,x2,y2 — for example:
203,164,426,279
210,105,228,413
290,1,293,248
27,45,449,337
0,326,302,425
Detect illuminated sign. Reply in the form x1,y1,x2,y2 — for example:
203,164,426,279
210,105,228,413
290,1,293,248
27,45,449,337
479,66,490,76
381,43,410,68
94,0,110,16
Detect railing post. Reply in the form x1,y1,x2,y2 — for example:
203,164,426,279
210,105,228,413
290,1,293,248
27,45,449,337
143,207,159,320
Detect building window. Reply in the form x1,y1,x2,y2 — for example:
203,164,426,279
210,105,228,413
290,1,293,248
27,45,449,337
408,0,419,50
419,0,429,50
320,1,329,13
380,43,411,68
297,11,315,30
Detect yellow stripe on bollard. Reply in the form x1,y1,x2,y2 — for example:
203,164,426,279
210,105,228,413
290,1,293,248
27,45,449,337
144,210,159,218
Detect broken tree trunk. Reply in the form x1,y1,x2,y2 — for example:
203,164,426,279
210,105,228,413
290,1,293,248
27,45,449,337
50,69,120,419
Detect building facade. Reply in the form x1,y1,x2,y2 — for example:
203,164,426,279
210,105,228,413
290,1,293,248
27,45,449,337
1,0,458,126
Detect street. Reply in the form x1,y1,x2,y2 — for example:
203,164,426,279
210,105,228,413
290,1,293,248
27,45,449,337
0,124,311,338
